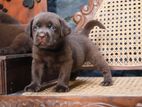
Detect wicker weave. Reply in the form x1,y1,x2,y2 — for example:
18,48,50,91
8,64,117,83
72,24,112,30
23,77,142,96
86,0,142,69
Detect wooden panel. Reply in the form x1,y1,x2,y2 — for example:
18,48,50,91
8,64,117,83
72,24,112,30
0,60,6,94
0,95,142,107
0,0,47,24
0,54,32,95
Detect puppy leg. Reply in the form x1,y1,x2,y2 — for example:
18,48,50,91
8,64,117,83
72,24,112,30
55,60,73,92
24,59,44,92
88,49,112,86
0,33,32,55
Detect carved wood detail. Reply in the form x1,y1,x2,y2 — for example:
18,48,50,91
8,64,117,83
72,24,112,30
0,96,142,107
0,100,116,107
73,0,103,31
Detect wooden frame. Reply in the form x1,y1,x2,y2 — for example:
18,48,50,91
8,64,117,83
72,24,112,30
73,0,103,31
0,54,32,95
0,96,142,107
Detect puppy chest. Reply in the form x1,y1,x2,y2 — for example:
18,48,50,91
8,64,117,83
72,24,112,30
45,56,65,70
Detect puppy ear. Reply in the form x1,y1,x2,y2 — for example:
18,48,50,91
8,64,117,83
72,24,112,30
26,19,33,38
59,18,71,37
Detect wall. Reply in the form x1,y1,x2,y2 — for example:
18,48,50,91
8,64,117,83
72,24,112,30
0,0,47,24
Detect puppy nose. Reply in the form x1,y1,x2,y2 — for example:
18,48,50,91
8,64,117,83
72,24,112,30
38,32,46,38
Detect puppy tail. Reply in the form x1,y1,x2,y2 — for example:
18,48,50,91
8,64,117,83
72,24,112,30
81,20,105,36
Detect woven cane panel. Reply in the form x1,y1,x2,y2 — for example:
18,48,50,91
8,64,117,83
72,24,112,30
23,77,142,96
89,0,142,67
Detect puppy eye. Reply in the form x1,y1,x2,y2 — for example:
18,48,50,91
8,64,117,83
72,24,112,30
51,26,57,31
36,23,41,27
47,23,57,32
47,23,52,28
33,26,37,31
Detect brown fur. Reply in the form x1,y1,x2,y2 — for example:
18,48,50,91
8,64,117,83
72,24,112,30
24,12,112,92
0,12,32,55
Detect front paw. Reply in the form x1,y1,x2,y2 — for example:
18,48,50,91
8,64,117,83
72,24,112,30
100,79,112,86
24,83,41,92
55,84,69,92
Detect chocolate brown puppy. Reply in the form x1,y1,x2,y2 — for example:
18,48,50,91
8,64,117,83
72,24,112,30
24,12,112,92
0,12,32,55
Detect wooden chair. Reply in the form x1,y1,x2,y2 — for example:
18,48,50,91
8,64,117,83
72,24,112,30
0,0,142,107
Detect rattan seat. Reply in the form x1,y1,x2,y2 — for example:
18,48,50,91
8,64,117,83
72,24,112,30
23,77,142,97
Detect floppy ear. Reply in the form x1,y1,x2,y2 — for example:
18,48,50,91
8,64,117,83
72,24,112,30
59,18,71,37
25,19,33,38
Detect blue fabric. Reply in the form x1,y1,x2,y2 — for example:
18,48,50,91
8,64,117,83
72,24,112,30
48,0,88,28
79,70,142,77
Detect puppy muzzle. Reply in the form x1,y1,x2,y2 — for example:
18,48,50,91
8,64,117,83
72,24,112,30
35,30,54,48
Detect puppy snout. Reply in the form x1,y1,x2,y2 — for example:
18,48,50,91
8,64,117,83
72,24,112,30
38,32,48,38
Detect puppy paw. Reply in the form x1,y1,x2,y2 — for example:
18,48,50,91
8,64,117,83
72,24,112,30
24,83,41,92
55,84,69,92
100,79,112,86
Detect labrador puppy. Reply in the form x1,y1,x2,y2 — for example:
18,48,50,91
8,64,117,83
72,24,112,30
24,12,112,92
0,12,32,55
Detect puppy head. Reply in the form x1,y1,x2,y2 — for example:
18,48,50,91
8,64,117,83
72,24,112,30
28,12,71,49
